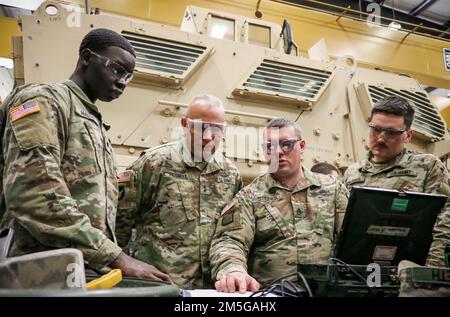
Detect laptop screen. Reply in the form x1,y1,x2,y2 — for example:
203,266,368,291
335,186,447,266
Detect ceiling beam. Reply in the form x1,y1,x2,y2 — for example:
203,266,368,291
409,0,437,16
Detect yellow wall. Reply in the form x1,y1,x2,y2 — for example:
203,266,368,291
442,106,450,126
0,16,21,58
5,0,450,88
430,95,450,126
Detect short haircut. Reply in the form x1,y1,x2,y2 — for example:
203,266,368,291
79,28,135,57
311,162,340,176
370,96,415,129
265,118,302,140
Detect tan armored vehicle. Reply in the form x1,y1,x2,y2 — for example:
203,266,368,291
11,1,449,182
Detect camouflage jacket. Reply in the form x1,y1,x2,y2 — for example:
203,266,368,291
209,168,349,287
0,80,122,271
397,260,450,297
116,139,242,290
343,149,450,267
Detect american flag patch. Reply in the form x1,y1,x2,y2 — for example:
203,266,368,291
118,171,132,183
10,99,41,122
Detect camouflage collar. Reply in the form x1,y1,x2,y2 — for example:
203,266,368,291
179,138,224,173
266,167,320,193
360,149,408,173
264,174,289,192
294,168,321,192
63,80,103,121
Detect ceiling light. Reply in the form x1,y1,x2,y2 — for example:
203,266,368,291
388,21,401,31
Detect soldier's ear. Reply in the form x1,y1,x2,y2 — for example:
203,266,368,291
181,116,187,128
299,139,306,154
79,48,92,67
404,129,413,143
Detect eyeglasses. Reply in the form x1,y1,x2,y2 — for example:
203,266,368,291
263,139,301,153
89,50,134,84
369,123,407,138
186,118,227,133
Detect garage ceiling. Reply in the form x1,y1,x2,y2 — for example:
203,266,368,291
278,0,450,40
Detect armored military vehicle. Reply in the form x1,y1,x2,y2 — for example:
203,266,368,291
11,1,449,182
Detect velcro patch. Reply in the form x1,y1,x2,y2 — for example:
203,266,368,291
164,170,188,179
10,99,41,122
387,169,417,178
222,212,234,226
216,206,242,234
118,171,132,183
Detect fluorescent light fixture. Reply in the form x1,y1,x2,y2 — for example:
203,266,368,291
388,21,402,31
0,0,45,10
0,58,13,69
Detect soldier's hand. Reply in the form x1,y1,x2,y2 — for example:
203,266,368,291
215,272,260,294
110,252,171,283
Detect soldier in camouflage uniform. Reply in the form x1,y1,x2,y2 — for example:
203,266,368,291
209,118,349,293
343,96,450,268
116,94,242,290
0,29,169,281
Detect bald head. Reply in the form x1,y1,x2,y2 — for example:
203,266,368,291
182,94,226,161
186,94,224,118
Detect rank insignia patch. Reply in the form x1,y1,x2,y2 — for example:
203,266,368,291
222,212,234,226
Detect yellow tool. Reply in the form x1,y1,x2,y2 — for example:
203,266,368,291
86,269,122,290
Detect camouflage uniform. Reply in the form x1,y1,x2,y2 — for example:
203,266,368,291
115,139,242,290
397,260,450,297
343,149,450,267
0,80,122,271
209,169,349,287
